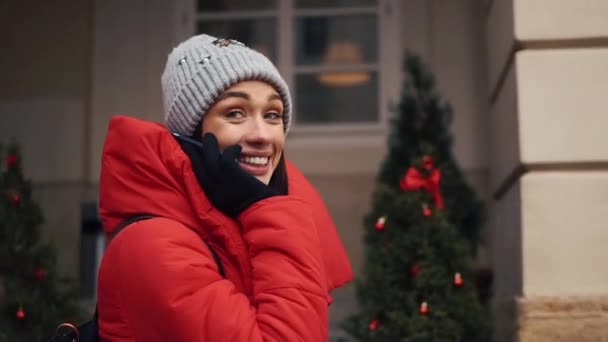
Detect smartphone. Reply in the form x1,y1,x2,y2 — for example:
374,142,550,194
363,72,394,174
171,132,204,149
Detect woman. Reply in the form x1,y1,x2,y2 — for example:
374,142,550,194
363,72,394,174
96,34,353,341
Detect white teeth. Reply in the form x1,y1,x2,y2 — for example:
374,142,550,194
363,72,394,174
240,156,269,166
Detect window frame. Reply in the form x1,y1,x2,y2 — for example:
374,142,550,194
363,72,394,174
175,0,403,140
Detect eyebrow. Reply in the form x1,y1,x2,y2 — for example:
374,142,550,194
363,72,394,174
216,91,249,101
268,94,281,102
215,91,282,102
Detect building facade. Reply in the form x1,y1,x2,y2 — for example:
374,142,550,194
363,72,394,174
1,0,606,340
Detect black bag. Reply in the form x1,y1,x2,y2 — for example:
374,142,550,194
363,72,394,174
47,215,224,342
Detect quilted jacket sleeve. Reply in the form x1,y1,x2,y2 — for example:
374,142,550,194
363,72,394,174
109,196,328,342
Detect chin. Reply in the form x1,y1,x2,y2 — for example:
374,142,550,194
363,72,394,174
255,175,271,185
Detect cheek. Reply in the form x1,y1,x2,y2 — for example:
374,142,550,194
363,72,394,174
202,122,241,149
273,140,285,169
273,132,286,154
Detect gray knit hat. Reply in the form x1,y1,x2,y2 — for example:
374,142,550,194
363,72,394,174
162,34,292,136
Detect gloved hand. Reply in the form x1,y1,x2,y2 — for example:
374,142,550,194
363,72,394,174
174,132,279,218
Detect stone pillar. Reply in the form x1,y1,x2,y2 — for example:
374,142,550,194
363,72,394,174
486,0,608,341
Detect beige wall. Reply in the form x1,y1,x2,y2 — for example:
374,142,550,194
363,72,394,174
0,0,93,277
0,1,92,100
89,0,177,183
521,171,608,295
487,0,608,340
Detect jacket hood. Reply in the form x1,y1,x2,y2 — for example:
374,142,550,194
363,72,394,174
99,116,203,235
99,115,352,291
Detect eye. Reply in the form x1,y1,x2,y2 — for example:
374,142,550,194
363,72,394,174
225,110,244,119
264,111,283,121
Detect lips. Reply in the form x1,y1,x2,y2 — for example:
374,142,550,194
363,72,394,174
238,154,271,176
239,156,269,166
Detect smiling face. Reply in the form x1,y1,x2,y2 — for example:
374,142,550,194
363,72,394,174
201,80,286,185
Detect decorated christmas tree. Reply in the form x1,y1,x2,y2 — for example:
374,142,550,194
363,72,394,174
0,142,84,342
342,53,493,341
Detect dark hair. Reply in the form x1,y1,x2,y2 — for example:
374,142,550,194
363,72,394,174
192,122,288,195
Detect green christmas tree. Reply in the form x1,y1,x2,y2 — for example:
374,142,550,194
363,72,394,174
0,142,84,342
342,53,493,341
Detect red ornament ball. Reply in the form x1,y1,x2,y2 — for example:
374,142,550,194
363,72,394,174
375,216,386,231
419,301,429,315
34,267,48,281
453,272,464,287
6,155,17,168
11,192,21,204
422,204,432,217
410,262,420,276
368,318,379,331
16,308,26,320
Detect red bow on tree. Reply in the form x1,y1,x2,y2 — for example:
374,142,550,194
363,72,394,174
400,157,444,209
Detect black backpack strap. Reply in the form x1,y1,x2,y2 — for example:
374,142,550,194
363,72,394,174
109,214,157,241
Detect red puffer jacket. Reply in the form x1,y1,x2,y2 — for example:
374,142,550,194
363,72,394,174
96,115,353,341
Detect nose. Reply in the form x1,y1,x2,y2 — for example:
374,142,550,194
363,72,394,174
244,116,272,145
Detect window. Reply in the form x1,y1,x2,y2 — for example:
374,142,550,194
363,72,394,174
186,0,400,134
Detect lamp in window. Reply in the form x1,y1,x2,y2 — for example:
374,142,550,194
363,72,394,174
318,40,371,87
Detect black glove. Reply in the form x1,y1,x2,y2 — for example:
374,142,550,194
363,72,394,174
174,132,279,218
